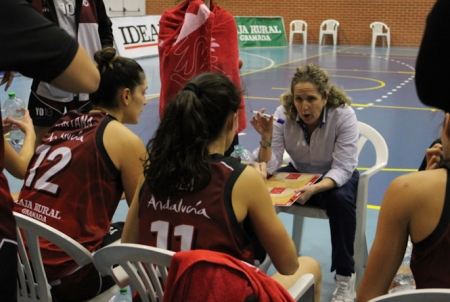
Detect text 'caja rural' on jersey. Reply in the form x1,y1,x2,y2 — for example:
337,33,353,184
14,111,123,281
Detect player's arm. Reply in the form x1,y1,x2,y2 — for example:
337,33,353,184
233,166,299,275
357,175,414,301
3,109,36,179
103,121,146,206
0,71,14,91
121,175,145,243
50,45,100,93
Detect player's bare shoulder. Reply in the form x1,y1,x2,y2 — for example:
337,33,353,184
104,119,141,143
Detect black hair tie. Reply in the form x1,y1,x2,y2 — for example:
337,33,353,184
183,83,199,96
439,157,450,170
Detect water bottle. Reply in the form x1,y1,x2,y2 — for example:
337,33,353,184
3,92,25,147
231,145,255,165
109,287,132,302
389,239,416,293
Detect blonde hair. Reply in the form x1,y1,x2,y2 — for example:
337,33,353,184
282,63,351,123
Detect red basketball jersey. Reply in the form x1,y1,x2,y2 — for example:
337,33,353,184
411,168,450,288
14,111,123,280
138,154,255,264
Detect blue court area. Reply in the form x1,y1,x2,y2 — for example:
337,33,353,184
2,44,443,301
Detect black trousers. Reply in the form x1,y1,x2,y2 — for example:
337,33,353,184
0,240,17,302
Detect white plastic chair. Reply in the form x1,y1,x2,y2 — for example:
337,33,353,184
290,20,308,45
370,22,390,47
93,243,316,302
368,288,450,302
276,121,389,289
319,19,339,45
14,212,119,302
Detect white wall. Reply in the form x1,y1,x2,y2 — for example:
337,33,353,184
103,0,145,17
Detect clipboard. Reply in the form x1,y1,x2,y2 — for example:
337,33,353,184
266,172,322,206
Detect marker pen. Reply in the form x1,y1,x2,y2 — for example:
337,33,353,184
252,111,285,124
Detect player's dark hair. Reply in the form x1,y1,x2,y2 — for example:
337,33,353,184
144,72,242,199
90,47,145,108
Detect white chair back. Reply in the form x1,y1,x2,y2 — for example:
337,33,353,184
368,288,450,302
319,19,339,45
93,243,173,302
370,22,390,47
289,20,308,45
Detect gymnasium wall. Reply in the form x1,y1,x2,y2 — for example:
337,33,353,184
145,0,435,47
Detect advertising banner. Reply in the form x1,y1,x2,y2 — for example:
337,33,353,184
235,16,287,48
111,15,161,58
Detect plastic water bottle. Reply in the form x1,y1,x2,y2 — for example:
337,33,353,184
109,287,132,302
231,145,255,165
389,239,416,293
3,92,25,147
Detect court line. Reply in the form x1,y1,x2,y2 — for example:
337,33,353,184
239,51,276,70
358,167,417,173
278,66,416,75
360,104,437,112
245,95,437,112
368,205,381,210
240,47,354,77
273,74,386,92
337,52,418,60
145,94,160,100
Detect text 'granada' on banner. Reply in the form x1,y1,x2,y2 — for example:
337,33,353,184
111,15,161,59
234,16,287,48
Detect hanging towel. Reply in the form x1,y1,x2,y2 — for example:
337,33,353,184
158,0,247,133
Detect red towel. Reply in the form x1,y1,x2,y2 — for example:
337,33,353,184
158,0,247,133
162,250,295,302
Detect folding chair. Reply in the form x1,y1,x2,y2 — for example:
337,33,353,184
319,19,340,45
370,22,391,47
14,212,119,301
290,20,308,45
